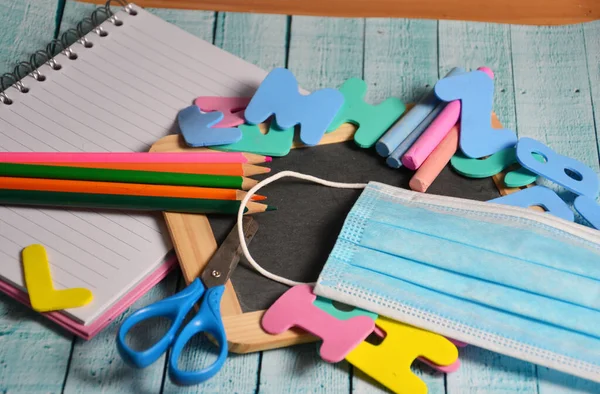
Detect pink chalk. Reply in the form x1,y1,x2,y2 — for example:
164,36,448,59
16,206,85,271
409,125,460,193
195,97,251,128
402,100,461,170
261,285,375,363
0,151,268,164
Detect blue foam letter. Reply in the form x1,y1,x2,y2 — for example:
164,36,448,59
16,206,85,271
516,137,599,198
434,70,517,159
177,106,242,147
574,196,600,229
488,186,574,222
244,68,345,146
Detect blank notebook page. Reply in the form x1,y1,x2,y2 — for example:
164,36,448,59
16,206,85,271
0,3,268,325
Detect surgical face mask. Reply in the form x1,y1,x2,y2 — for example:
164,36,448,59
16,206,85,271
236,171,600,384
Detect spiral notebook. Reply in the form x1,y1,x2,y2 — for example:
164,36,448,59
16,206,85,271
0,2,269,338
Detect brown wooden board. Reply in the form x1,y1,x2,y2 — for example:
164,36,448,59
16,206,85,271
95,0,600,25
149,114,534,353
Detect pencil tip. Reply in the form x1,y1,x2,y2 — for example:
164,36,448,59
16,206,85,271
266,205,277,211
252,195,268,201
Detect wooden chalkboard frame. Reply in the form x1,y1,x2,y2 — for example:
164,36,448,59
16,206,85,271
149,114,531,354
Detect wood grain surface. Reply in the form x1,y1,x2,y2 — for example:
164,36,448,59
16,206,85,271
0,0,599,393
82,0,599,25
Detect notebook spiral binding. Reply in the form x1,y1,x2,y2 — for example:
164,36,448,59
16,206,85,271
0,0,136,105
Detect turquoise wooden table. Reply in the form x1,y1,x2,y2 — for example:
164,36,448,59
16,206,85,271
0,0,599,392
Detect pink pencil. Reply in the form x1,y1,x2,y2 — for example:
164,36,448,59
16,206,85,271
409,125,460,193
402,100,461,170
0,152,272,165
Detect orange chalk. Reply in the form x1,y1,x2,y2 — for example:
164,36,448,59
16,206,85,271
409,125,460,193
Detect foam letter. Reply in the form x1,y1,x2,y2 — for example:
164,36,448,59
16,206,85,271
313,297,461,373
244,68,344,146
516,137,600,198
451,147,540,188
488,186,574,222
574,196,600,229
326,78,405,148
177,106,242,147
261,285,374,363
435,70,517,158
214,123,294,157
194,97,251,127
346,316,458,394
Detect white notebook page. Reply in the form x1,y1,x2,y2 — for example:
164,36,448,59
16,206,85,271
0,3,269,324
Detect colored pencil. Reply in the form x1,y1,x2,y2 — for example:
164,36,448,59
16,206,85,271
0,152,272,164
0,189,273,215
0,177,267,201
0,163,258,190
31,162,271,177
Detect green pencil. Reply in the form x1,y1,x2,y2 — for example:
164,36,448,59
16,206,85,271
0,163,258,190
0,189,274,215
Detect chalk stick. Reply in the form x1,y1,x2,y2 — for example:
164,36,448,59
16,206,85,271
409,125,460,192
386,101,448,168
375,67,465,157
402,100,461,170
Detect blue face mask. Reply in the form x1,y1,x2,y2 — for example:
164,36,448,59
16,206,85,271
236,172,600,384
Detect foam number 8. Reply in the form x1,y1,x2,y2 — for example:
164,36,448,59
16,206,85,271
516,138,600,198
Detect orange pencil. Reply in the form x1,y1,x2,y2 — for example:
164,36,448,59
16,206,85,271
0,177,267,201
32,162,270,177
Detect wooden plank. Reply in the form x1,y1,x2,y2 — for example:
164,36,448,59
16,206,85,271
260,345,351,393
61,272,178,393
537,367,600,394
0,295,73,393
583,21,600,160
0,1,75,393
438,21,517,132
363,18,438,104
0,0,59,75
511,23,600,204
437,20,539,393
352,16,446,394
214,12,288,71
510,22,599,393
255,14,362,394
288,16,364,90
447,347,538,393
168,10,285,394
75,0,599,25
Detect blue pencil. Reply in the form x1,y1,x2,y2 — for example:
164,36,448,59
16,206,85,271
375,67,465,157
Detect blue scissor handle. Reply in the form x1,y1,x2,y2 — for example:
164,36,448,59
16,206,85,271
169,285,228,386
117,278,205,369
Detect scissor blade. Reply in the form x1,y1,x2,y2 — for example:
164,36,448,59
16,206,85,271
201,216,259,288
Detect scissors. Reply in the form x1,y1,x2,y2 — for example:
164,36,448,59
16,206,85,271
117,216,259,386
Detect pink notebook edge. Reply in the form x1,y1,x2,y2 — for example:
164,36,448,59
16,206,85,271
0,254,177,340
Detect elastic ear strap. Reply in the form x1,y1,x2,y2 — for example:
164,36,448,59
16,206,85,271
236,170,367,287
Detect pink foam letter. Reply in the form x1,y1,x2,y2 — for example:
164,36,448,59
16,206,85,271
194,97,251,128
261,285,375,363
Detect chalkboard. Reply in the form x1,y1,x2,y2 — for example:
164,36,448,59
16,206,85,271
207,141,501,312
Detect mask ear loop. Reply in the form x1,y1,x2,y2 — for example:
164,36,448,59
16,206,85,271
237,170,367,287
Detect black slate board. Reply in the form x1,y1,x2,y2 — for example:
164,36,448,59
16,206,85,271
206,141,501,312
